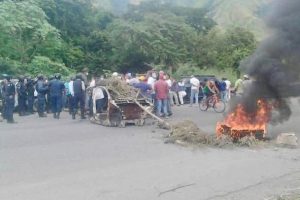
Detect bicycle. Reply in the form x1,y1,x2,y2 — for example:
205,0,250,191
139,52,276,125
199,94,226,113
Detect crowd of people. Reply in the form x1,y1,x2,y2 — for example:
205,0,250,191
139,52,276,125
0,68,250,124
0,69,90,123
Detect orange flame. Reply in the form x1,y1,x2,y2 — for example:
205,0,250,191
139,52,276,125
216,100,272,139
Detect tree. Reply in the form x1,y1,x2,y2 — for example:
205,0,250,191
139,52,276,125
107,10,198,73
0,0,61,64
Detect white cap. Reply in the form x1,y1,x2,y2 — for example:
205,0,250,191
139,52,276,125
112,72,118,77
243,74,249,79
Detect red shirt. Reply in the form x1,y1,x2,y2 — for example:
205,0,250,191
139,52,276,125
154,79,169,100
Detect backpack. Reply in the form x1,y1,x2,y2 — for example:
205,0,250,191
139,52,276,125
216,80,226,92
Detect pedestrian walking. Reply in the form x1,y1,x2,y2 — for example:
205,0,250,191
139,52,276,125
178,80,187,105
170,78,180,106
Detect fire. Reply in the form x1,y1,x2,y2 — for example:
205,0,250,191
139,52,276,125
216,99,272,140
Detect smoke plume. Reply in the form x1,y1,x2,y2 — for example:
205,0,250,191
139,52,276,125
237,0,300,124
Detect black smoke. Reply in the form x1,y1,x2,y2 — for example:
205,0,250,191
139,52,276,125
236,0,300,124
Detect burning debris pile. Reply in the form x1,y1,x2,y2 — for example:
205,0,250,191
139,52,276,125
168,121,262,148
216,0,300,139
216,100,271,141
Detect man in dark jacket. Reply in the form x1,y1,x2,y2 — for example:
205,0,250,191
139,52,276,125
16,75,27,116
26,76,35,114
71,74,86,119
49,74,65,119
36,75,48,117
3,75,16,123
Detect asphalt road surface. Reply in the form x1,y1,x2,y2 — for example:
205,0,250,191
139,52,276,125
1,99,300,200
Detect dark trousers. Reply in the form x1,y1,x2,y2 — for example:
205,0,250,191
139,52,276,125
4,97,14,122
51,95,62,114
96,99,105,113
27,95,34,113
37,95,46,115
18,96,26,115
67,95,73,114
73,94,85,116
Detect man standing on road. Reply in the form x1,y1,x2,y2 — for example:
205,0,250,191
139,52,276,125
3,75,16,123
71,74,86,120
49,74,65,119
224,78,231,102
190,75,200,106
154,74,169,118
165,74,173,116
36,75,48,118
26,76,35,114
16,75,27,116
147,72,157,104
233,74,250,96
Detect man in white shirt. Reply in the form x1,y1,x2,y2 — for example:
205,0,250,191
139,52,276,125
92,86,105,114
224,78,231,102
71,74,86,119
190,75,200,106
147,72,157,103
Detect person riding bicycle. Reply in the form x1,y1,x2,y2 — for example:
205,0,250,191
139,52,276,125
202,80,219,106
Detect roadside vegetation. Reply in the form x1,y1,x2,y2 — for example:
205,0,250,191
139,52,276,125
0,0,257,78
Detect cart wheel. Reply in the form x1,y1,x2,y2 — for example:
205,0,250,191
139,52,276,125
109,111,122,127
135,119,145,126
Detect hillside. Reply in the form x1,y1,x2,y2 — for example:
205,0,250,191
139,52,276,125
205,0,273,39
91,0,273,39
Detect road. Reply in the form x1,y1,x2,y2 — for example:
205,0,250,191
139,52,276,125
0,100,300,200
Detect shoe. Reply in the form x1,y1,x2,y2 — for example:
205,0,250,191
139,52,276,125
53,113,57,119
7,120,17,124
167,113,173,117
19,112,25,116
81,116,86,120
72,113,76,120
39,113,47,118
56,113,60,119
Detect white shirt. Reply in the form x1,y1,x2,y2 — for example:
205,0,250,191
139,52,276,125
93,87,104,100
165,79,172,88
93,87,104,114
69,80,85,96
147,77,156,89
190,77,200,90
89,79,96,87
128,78,140,86
69,81,74,96
224,80,231,90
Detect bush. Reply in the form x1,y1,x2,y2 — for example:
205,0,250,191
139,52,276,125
173,64,203,78
27,56,74,76
0,57,23,75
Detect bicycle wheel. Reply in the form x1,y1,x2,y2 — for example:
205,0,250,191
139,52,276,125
213,100,226,113
199,99,208,111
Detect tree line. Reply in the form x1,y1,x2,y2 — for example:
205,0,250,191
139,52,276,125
0,0,257,78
